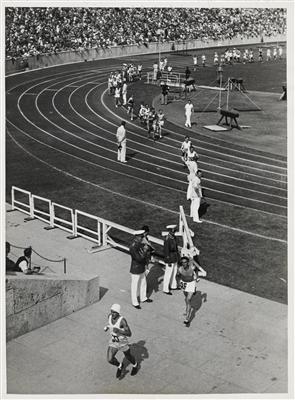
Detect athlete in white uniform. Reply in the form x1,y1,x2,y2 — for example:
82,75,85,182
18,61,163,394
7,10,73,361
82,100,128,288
184,100,194,127
201,54,206,67
105,304,138,378
213,52,219,65
193,54,198,71
155,109,165,138
185,144,199,174
181,135,191,165
188,169,203,223
178,256,200,326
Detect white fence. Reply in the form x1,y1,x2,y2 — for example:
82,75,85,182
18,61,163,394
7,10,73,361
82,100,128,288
146,71,181,85
10,186,165,252
10,186,204,274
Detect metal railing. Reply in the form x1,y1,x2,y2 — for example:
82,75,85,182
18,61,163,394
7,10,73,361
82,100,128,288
10,187,204,274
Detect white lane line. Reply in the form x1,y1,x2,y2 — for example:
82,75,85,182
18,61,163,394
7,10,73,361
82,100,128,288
7,117,287,219
12,72,287,208
66,80,286,192
8,67,287,179
7,127,287,244
13,74,287,210
68,80,287,198
7,69,89,92
16,75,287,207
86,86,287,186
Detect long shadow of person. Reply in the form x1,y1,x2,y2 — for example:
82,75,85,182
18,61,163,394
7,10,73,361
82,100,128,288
188,290,207,326
119,340,149,380
146,262,165,298
199,194,210,218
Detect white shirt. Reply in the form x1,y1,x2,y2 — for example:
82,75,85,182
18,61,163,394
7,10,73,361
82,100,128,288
185,103,193,115
114,87,121,98
116,125,126,143
122,83,127,94
191,176,202,198
181,140,191,153
19,259,29,273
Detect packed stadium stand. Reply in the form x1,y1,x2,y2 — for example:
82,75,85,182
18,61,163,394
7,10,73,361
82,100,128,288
6,7,287,59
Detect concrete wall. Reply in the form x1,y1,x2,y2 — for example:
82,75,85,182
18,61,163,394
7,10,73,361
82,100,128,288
6,34,286,75
6,273,100,341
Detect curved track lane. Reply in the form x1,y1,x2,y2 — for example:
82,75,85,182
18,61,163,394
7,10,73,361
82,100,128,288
6,62,287,219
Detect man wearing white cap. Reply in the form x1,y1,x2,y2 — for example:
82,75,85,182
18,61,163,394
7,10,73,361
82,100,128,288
129,230,153,309
163,225,179,294
105,304,138,378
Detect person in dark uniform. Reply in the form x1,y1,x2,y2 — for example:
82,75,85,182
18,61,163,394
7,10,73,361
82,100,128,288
129,230,153,309
163,225,179,294
160,81,169,105
185,66,191,81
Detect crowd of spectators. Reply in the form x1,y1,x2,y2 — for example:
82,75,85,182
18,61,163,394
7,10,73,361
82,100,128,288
6,7,287,59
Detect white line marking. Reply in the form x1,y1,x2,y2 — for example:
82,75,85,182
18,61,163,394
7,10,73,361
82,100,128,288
13,74,287,210
7,127,287,245
7,118,287,219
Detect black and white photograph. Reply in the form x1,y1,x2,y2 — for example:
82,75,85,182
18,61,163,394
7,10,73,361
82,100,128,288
1,1,294,398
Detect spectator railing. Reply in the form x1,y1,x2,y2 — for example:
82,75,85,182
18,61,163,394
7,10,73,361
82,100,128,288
9,186,204,272
51,202,75,235
75,210,102,246
11,186,33,217
10,186,165,252
31,194,51,225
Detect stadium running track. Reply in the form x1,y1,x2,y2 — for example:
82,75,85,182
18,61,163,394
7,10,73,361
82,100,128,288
6,57,287,228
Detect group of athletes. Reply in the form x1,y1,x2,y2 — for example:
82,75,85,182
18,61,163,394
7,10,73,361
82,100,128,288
212,45,283,66
109,62,167,140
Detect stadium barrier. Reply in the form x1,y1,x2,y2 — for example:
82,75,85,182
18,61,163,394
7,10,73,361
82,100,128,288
31,194,51,225
10,187,205,273
75,210,102,246
6,34,286,75
51,202,75,235
10,186,33,217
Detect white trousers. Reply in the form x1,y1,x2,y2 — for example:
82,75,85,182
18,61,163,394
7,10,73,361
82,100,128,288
131,272,147,306
163,262,178,292
190,197,201,222
185,113,192,127
117,141,126,162
122,92,127,105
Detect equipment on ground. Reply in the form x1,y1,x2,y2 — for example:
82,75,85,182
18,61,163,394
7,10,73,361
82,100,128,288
217,108,240,130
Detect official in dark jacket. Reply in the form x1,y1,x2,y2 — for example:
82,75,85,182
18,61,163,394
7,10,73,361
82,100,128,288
163,224,179,294
129,230,153,309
